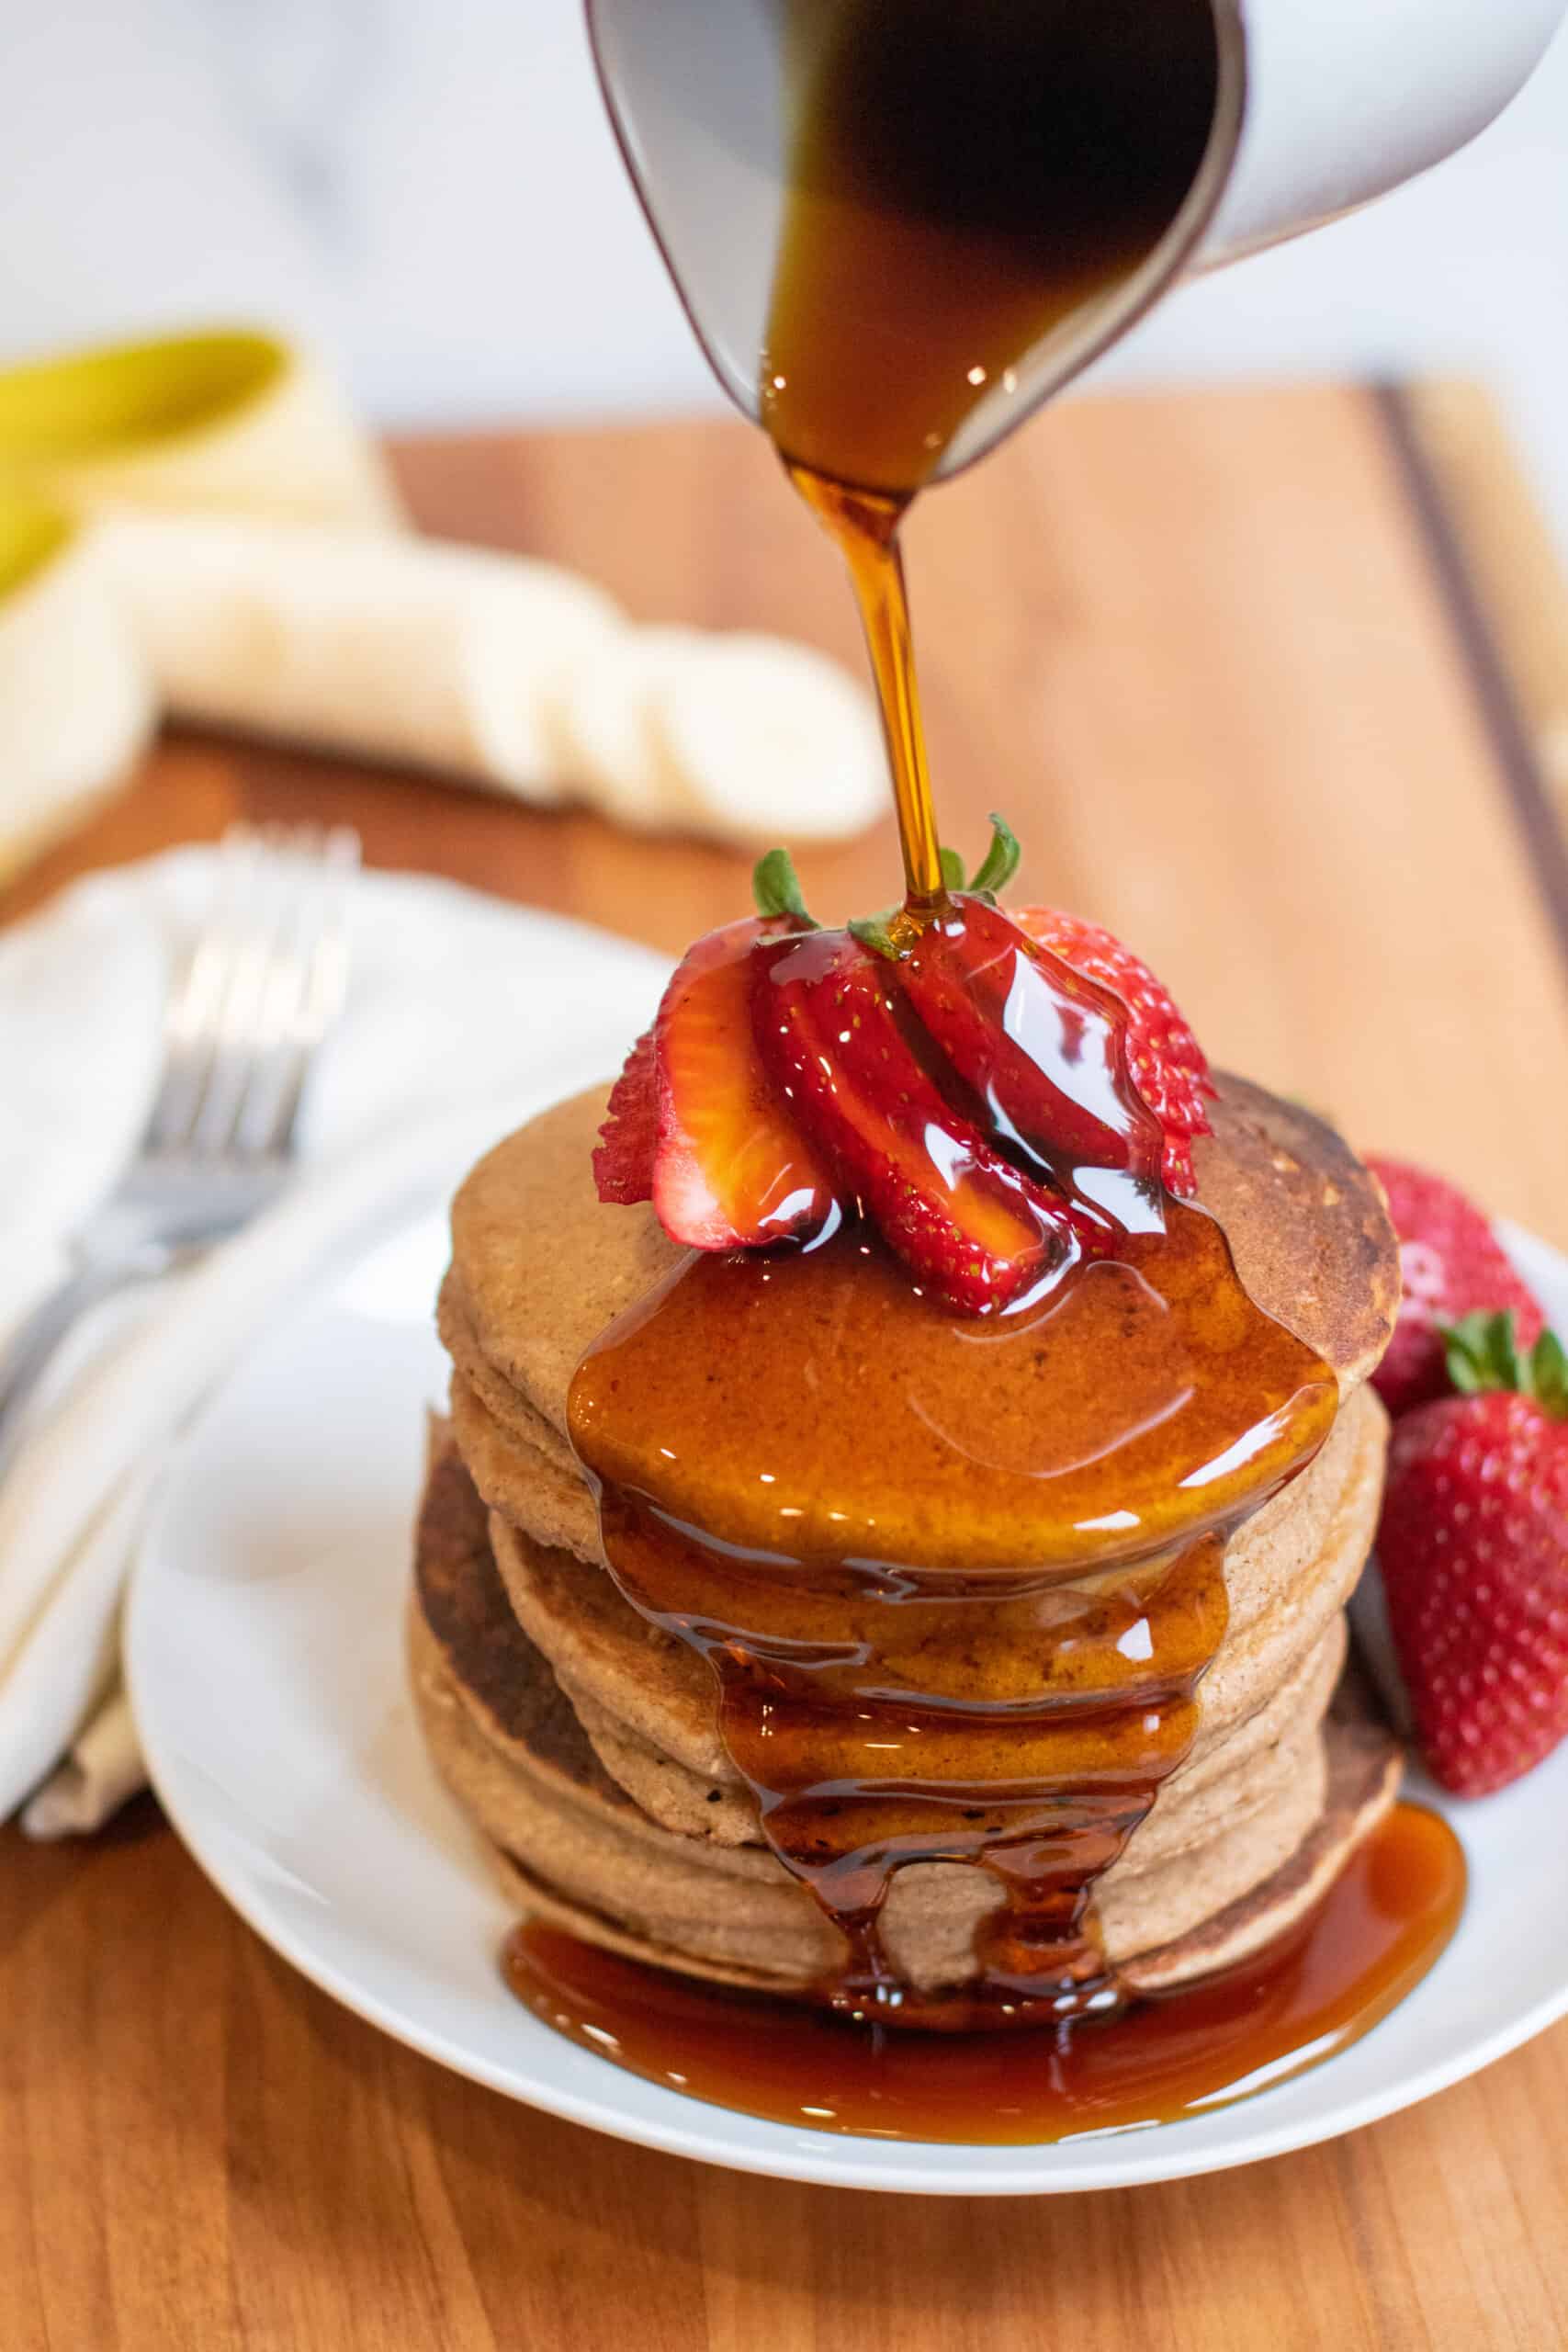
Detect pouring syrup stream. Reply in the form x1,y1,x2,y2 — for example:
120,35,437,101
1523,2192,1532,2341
765,0,1221,909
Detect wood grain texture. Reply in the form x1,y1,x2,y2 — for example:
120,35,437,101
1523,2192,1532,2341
3,386,1567,2350
1404,378,1568,824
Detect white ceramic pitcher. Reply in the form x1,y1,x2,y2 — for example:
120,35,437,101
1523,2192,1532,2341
587,0,1566,480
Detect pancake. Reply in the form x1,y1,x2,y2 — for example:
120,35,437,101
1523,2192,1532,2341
421,1436,1353,1863
457,1368,1386,1789
1123,1698,1402,1995
531,1593,1350,1855
445,1076,1400,1458
412,1445,1400,2000
437,1277,581,1485
446,1314,1394,1617
446,1360,600,1562
473,1697,1397,2003
413,1556,1396,2002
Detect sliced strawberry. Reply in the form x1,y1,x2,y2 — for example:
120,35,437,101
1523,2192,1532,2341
1365,1155,1545,1417
1010,906,1213,1196
895,895,1166,1202
751,928,1092,1313
594,828,1219,1317
653,916,838,1248
592,1023,658,1204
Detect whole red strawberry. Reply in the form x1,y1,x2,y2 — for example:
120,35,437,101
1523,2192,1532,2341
1367,1155,1544,1417
1378,1311,1568,1796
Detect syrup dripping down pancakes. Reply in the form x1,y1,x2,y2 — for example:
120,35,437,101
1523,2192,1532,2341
414,1077,1405,2013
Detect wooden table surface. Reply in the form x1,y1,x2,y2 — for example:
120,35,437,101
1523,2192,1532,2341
4,386,1568,2351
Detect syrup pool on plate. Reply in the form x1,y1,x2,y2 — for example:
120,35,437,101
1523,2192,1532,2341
504,1805,1464,2143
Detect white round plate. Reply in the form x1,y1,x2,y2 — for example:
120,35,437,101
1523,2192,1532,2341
127,1209,1568,2195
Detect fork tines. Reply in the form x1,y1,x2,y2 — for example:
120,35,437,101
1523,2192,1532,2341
144,822,361,1162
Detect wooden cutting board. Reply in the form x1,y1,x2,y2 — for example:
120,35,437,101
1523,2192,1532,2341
3,383,1567,2352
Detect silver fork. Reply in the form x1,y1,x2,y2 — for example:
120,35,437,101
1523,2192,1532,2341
0,821,360,1478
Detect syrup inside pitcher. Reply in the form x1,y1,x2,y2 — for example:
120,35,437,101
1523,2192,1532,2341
587,0,1241,490
761,0,1221,496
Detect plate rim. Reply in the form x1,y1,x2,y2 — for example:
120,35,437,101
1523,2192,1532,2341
126,1207,1568,2197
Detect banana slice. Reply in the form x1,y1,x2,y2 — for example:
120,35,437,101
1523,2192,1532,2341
0,498,155,882
648,631,887,842
86,502,887,842
547,625,713,827
96,513,621,803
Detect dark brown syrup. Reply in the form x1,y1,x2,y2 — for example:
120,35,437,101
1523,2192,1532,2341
504,1804,1465,2142
761,0,1221,498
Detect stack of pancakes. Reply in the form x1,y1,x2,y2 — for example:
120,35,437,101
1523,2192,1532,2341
412,1075,1402,2003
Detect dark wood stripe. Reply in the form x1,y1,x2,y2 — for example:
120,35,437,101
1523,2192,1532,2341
1373,380,1568,977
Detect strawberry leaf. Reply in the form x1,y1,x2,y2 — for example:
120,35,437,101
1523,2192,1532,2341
1441,1307,1568,1413
752,848,817,926
1442,1323,1487,1394
848,910,903,961
1530,1327,1568,1417
1494,1311,1525,1390
1443,1308,1523,1394
969,811,1021,897
939,845,967,894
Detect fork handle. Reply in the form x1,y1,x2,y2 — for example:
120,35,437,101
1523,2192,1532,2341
0,1259,162,1482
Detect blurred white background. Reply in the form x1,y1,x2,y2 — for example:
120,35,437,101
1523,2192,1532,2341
4,0,1567,543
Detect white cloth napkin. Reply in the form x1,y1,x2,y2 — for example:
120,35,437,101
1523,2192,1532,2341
0,848,670,1832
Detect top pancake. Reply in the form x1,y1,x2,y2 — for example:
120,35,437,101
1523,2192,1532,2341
447,1074,1398,1442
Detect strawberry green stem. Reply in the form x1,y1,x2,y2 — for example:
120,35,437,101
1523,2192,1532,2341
1443,1310,1568,1416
